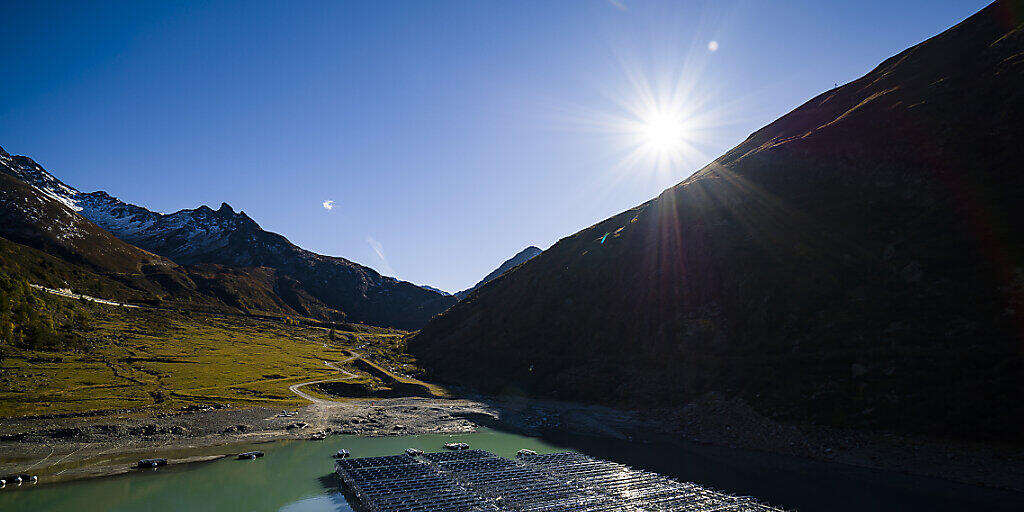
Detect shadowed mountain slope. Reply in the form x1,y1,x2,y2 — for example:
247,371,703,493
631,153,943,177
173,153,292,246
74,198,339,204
411,1,1024,442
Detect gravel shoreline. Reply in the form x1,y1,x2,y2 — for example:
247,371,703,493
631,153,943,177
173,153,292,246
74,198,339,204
1,394,1021,493
0,397,494,484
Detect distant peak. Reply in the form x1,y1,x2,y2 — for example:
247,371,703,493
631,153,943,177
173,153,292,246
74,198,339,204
455,244,543,300
513,246,543,259
218,202,234,213
419,284,451,296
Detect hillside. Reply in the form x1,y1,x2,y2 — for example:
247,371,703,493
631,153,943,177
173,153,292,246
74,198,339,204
0,165,229,309
0,166,169,275
0,297,409,417
0,147,455,328
410,0,1024,442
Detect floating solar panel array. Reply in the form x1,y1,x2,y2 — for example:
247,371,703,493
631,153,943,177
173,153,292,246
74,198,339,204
335,454,500,511
335,450,787,512
516,451,785,512
425,450,625,512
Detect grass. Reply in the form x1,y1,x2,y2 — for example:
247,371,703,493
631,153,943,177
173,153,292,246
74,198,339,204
0,296,441,417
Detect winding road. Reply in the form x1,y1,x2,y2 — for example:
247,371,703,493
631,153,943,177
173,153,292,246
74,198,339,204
27,283,392,406
287,346,364,405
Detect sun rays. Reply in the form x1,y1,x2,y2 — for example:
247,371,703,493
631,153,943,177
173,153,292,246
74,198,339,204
584,61,733,196
552,38,738,196
620,96,703,174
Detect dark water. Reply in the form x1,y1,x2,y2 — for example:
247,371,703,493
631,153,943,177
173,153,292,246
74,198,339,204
0,427,1021,511
543,431,1024,512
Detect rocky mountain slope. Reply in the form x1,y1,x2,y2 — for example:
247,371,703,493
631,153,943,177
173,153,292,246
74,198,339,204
0,161,224,308
454,246,542,300
0,146,455,328
410,0,1024,443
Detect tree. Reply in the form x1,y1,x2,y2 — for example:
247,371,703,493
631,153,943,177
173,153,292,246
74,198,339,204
0,317,13,344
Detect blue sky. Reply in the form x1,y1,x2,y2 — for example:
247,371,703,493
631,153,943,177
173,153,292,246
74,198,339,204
0,0,989,292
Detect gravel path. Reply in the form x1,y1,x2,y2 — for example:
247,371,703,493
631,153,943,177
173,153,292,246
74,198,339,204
288,351,361,405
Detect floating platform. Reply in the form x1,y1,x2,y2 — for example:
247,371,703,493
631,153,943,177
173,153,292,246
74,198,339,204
335,449,786,511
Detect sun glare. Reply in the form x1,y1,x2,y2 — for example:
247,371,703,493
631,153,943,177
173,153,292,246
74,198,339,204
614,96,705,174
638,109,689,154
554,33,738,191
580,61,726,180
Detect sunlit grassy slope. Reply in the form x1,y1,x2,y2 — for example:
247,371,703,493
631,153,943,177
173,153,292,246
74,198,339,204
0,297,431,417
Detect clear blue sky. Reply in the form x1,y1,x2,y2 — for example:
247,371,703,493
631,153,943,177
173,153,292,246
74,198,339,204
0,0,989,292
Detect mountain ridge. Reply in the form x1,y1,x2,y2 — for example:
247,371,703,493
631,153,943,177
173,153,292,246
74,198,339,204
0,165,232,310
0,145,456,328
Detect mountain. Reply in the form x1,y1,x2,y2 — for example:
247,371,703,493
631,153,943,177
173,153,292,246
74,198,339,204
79,191,456,328
454,246,542,300
0,149,224,307
0,146,456,329
419,285,451,296
410,0,1024,443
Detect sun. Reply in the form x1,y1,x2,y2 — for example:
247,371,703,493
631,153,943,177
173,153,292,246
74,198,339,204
558,44,733,184
618,101,699,172
638,108,689,154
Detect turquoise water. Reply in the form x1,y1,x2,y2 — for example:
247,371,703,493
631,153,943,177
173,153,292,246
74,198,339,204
2,427,1023,511
0,428,565,512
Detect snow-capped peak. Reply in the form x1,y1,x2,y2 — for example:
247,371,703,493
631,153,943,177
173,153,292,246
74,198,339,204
0,147,81,211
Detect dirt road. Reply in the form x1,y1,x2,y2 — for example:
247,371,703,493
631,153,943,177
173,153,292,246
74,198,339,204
287,349,362,405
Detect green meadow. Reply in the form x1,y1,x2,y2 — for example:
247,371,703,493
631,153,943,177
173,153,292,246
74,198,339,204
0,293,425,417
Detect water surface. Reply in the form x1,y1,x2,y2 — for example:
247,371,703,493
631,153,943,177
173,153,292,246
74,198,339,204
0,429,562,512
1,427,1022,511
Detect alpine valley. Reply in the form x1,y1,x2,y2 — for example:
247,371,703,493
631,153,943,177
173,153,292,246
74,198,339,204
2,2,1024,508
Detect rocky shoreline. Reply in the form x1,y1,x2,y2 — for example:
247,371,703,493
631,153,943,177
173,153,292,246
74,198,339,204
1,394,1022,493
0,397,493,484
